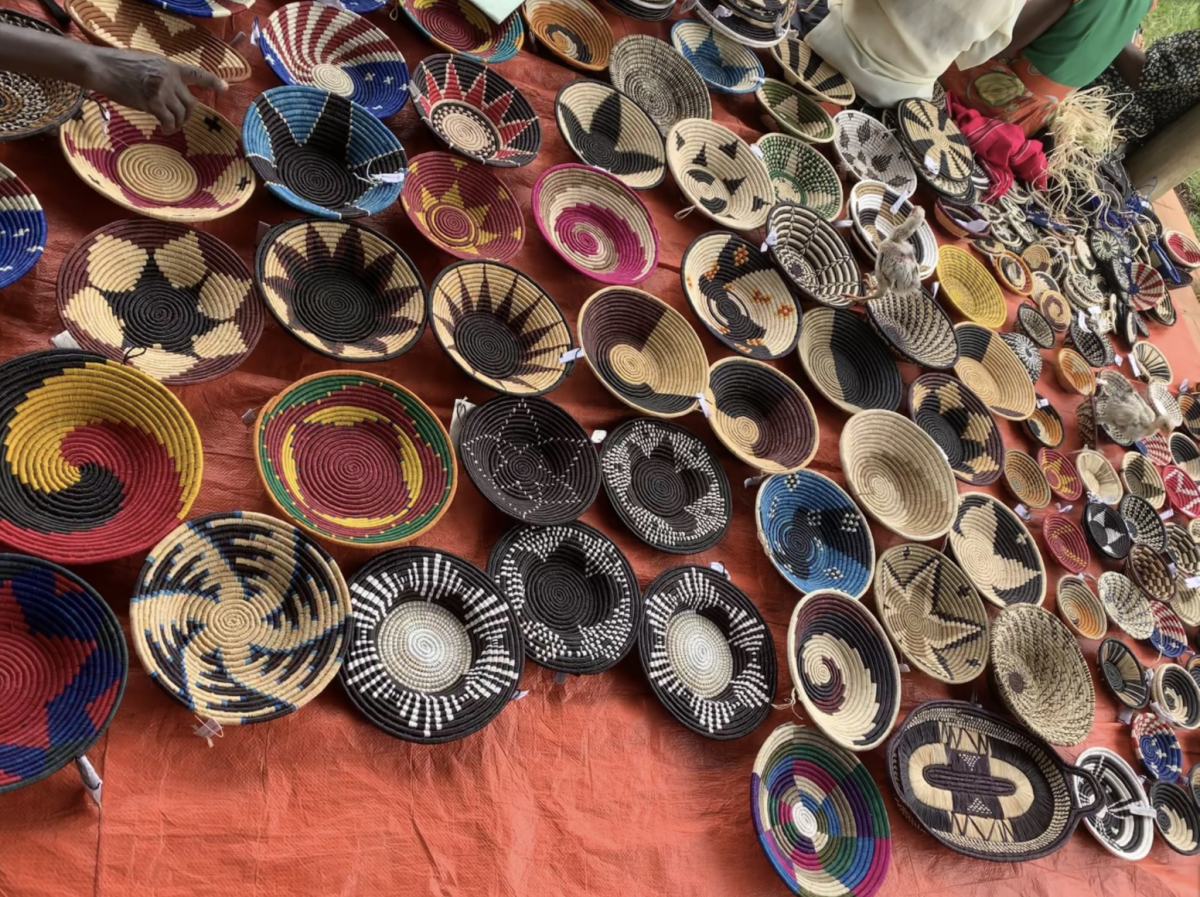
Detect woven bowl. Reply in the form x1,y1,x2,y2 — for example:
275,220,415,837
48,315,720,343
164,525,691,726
1148,289,1178,327
1073,747,1154,862
756,79,835,144
933,200,990,240
1068,320,1114,369
0,11,84,141
1131,340,1172,383
954,323,1037,421
610,35,710,137
831,110,916,194
907,373,1003,485
1165,520,1200,572
0,350,201,563
261,2,408,117
0,163,42,290
1097,570,1153,638
1164,229,1200,268
554,80,665,190
1056,575,1106,639
1022,243,1053,273
126,0,249,16
1150,603,1189,659
1054,348,1096,396
1076,450,1123,503
666,118,773,231
867,290,959,369
59,219,262,383
1150,782,1200,856
671,21,763,94
1097,638,1148,708
1036,448,1082,501
1132,713,1183,780
937,246,1006,328
896,98,974,187
524,0,611,71
874,543,989,683
341,547,523,743
999,332,1043,383
1129,260,1168,312
765,202,861,306
950,492,1046,608
680,231,800,359
1119,494,1168,552
411,55,540,168
533,164,658,285
1126,543,1176,605
133,512,347,724
990,250,1034,296
1121,451,1166,508
0,555,126,793
849,180,938,280
396,0,522,62
1155,663,1200,728
1064,270,1105,311
429,260,573,396
638,565,776,739
704,358,818,474
459,395,599,525
1086,500,1133,564
1164,464,1200,518
578,286,705,417
990,604,1093,746
1170,431,1200,478
1180,393,1200,439
1024,395,1065,448
788,590,900,751
1039,289,1072,332
1031,270,1059,299
62,95,251,222
599,418,730,553
401,152,524,261
756,471,875,599
1003,450,1051,510
840,409,957,540
771,34,855,105
797,307,902,414
1161,391,1190,436
753,132,843,220
1042,515,1091,575
1016,304,1056,350
244,86,403,219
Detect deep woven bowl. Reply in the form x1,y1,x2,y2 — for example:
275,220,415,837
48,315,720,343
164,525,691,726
1180,394,1200,440
411,55,540,168
950,492,1046,608
1068,319,1114,368
340,547,523,743
1056,575,1106,638
754,132,843,220
1154,663,1200,728
637,565,775,739
756,79,835,144
1073,748,1154,862
933,200,990,239
1150,781,1200,856
788,590,900,751
1149,601,1188,659
395,0,523,62
261,2,408,117
1129,260,1168,313
1054,348,1096,396
840,410,957,540
765,202,860,306
991,250,1033,296
62,96,251,222
1015,304,1056,350
1165,521,1200,572
244,86,404,219
848,180,938,280
1097,570,1153,638
866,289,959,370
954,323,1037,421
907,374,1003,486
59,219,262,383
797,307,902,414
1170,431,1200,478
133,512,347,724
1131,340,1172,383
1121,451,1166,508
533,164,659,284
459,395,599,525
1036,448,1081,501
1119,494,1168,553
1077,450,1122,503
770,34,855,105
1024,395,1065,448
609,35,710,137
429,260,574,396
401,152,524,262
0,163,43,290
524,0,611,71
554,80,666,190
874,543,989,683
1042,515,1091,575
704,357,818,475
756,471,875,599
0,554,126,793
937,246,1006,328
0,11,84,141
1086,500,1133,564
1164,464,1200,518
1039,289,1072,332
671,21,763,94
1132,712,1183,780
1097,638,1147,708
832,110,915,193
1164,229,1200,268
0,350,201,563
1004,450,1051,510
666,118,773,231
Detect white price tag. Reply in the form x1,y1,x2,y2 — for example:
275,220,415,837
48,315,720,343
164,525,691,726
1186,575,1200,589
250,17,261,46
1168,562,1178,577
696,393,711,418
1130,355,1141,377
448,397,476,445
558,348,584,363
1037,397,1050,408
51,330,81,350
590,429,607,445
1128,804,1160,818
240,408,257,425
511,690,529,701
924,153,939,174
1161,508,1175,520
1118,707,1135,725
834,219,854,228
760,229,778,252
1078,311,1086,328
1013,503,1031,521
743,474,768,489
897,662,911,673
368,171,406,184
750,144,764,159
1181,379,1190,393
192,717,223,747
708,561,729,578
1056,503,1074,514
889,190,912,214
931,281,940,301
75,755,102,807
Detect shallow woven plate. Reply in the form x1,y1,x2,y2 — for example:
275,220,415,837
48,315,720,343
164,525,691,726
395,0,523,62
1131,340,1172,383
1121,450,1166,508
59,219,262,383
954,323,1037,421
554,80,666,191
1054,347,1095,396
1097,638,1147,708
638,565,775,739
1170,431,1200,478
1119,494,1168,552
849,180,938,280
524,0,611,71
1056,575,1106,638
866,290,959,370
1074,749,1155,861
753,132,842,220
610,35,710,137
0,11,83,141
831,110,916,194
874,543,988,683
1022,243,1052,273
667,118,773,231
1024,395,1065,448
907,373,1003,486
62,96,251,222
950,492,1046,608
756,472,875,599
1155,662,1200,726
1004,450,1051,510
1132,712,1183,780
256,219,426,361
1098,571,1153,638
765,202,860,306
1150,605,1189,659
429,260,573,396
671,21,762,94
1042,516,1090,575
1150,781,1200,855
937,246,1006,328
1039,289,1072,332
133,512,347,724
797,307,901,415
0,555,126,793
756,78,835,144
770,34,855,105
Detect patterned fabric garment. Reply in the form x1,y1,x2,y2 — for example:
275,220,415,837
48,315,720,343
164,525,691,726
1090,29,1200,148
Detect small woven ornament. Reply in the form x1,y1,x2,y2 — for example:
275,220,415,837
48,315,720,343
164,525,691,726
1086,501,1133,562
764,202,861,306
670,21,762,94
1170,431,1200,478
796,307,901,414
1073,748,1154,861
1121,451,1166,508
1039,289,1072,332
954,323,1037,420
1056,575,1105,638
1178,393,1200,440
907,373,1003,486
610,35,710,137
1118,494,1168,552
1156,664,1200,727
0,11,83,141
849,181,938,280
1150,604,1189,660
666,118,773,231
949,492,1046,608
788,590,900,751
1097,638,1148,708
554,79,665,190
340,547,523,743
1131,340,1172,383
1003,450,1051,510
1132,712,1183,780
770,34,856,105
525,0,612,72
638,565,776,739
1024,395,1065,448
1124,542,1175,603
1164,464,1200,518
754,132,843,220
1150,782,1200,855
395,0,523,62
1077,450,1122,503
0,555,126,794
831,110,915,194
132,512,348,724
998,332,1042,382
1015,304,1055,349
1042,516,1090,575
865,290,958,370
1037,448,1082,500
1098,570,1153,638
756,79,835,144
991,250,1033,296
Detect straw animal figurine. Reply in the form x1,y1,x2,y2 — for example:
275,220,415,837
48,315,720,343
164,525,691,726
1094,378,1169,444
852,207,926,303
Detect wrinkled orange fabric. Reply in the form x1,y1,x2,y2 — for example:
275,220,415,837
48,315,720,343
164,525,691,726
0,2,1198,894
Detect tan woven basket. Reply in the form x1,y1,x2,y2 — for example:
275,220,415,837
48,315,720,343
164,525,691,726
1121,451,1166,508
1097,571,1154,639
609,34,710,136
991,250,1034,296
953,323,1036,420
1003,450,1051,510
1153,664,1200,730
755,78,836,144
1056,575,1107,640
938,246,1006,328
1131,340,1172,383
522,0,612,71
1076,449,1122,503
949,492,1047,608
666,118,773,231
1055,348,1096,396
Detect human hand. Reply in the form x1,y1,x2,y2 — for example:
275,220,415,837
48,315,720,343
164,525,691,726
82,48,227,134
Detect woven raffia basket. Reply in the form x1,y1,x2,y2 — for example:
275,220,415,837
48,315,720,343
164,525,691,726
255,372,456,546
429,260,574,396
954,323,1037,420
1130,260,1169,313
1097,638,1148,708
937,246,1006,328
0,11,84,141
1073,747,1155,862
1086,500,1133,562
764,202,861,306
1077,398,1099,449
525,0,612,71
771,34,856,105
848,180,938,279
638,565,776,739
1149,601,1188,657
831,110,916,193
1004,450,1051,510
1118,494,1168,552
0,555,126,794
1154,664,1200,729
1165,229,1200,268
0,162,43,290
1039,289,1072,331
671,21,763,93
1015,304,1056,349
990,604,1094,746
1125,544,1175,606
1024,395,1065,448
396,0,523,62
865,289,959,370
1131,340,1172,383
1177,393,1200,439
874,543,989,683
950,492,1046,608
1170,431,1200,478
1151,383,1185,431
840,410,957,540
1056,575,1106,639
1132,712,1183,780
0,350,201,563
991,250,1034,296
1043,515,1091,575
578,286,706,417
704,357,819,474
1097,571,1154,638
1164,464,1200,518
1037,448,1082,500
666,118,773,230
1121,451,1166,508
1150,781,1200,856
788,590,900,751
1076,450,1122,503
1067,319,1114,368
907,373,1003,486
340,547,523,743
754,132,843,220
933,200,990,239
756,78,835,144
796,307,902,414
756,471,875,599
610,35,710,137
133,511,347,724
1165,521,1200,574
681,231,801,359
554,79,666,190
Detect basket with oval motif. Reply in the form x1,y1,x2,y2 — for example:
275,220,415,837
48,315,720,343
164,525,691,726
1003,450,1051,510
667,118,773,231
1164,464,1200,518
1031,270,1059,299
849,180,938,280
610,35,710,137
1076,449,1122,503
866,290,959,370
1042,516,1090,575
1154,663,1200,728
1150,781,1200,856
554,80,665,191
1097,570,1153,637
1132,712,1183,780
937,246,1006,327
1097,638,1147,708
1024,396,1065,448
1036,448,1081,501
1056,575,1105,638
756,78,835,144
1121,451,1166,508
1073,747,1155,862
831,110,915,193
1131,340,1172,383
906,373,1003,485
1015,304,1056,349
395,0,523,62
764,202,861,306
954,323,1037,421
754,132,842,220
671,21,762,94
0,11,84,141
1118,494,1168,552
796,307,902,414
525,0,612,72
949,492,1046,608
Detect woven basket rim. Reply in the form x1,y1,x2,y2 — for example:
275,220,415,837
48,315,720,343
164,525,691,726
670,20,765,94
770,33,857,106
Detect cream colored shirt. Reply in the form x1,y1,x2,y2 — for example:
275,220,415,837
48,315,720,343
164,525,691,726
806,0,1024,107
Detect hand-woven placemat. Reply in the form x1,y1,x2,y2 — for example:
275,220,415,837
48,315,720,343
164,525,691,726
1073,748,1154,861
637,565,775,739
609,34,710,137
1131,712,1183,780
0,162,44,289
488,521,640,674
340,547,523,743
132,511,348,725
1097,571,1153,638
0,554,126,794
949,492,1046,608
525,0,612,72
666,117,773,231
395,0,523,63
797,307,902,415
0,10,83,141
907,375,1004,489
754,132,843,220
764,202,861,306
554,79,666,190
1097,638,1148,708
671,21,763,94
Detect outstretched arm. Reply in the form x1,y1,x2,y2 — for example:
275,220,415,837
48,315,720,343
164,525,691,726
0,23,227,133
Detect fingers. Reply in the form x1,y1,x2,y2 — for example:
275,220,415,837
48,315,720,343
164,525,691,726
178,64,227,93
149,99,178,135
165,93,188,133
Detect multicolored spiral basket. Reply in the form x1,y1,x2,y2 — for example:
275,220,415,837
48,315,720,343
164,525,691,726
0,350,202,564
0,162,44,289
394,0,524,63
0,554,127,793
254,372,456,547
